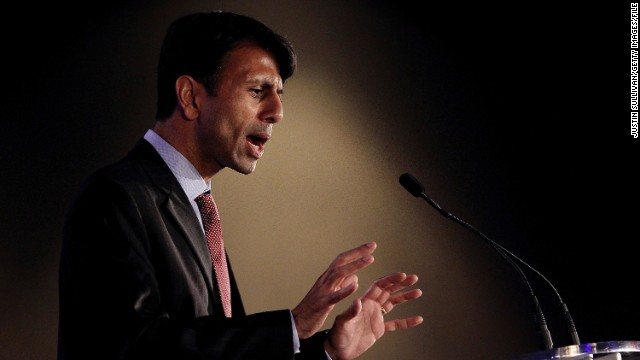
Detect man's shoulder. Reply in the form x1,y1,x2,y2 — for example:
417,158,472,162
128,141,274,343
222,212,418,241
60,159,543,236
79,139,169,196
90,141,152,179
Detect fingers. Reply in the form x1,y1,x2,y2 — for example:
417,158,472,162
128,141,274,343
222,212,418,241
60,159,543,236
333,242,377,268
291,242,377,338
378,273,418,293
374,272,408,290
328,242,376,281
329,276,359,303
384,315,424,332
381,288,423,314
360,272,421,329
362,272,419,305
377,277,423,332
322,242,376,302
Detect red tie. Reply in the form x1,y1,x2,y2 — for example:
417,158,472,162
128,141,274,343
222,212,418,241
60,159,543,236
195,191,232,318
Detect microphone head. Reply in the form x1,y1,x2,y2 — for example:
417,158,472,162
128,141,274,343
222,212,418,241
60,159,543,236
399,173,425,197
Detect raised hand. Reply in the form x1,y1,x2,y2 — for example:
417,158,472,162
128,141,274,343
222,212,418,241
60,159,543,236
324,272,423,360
292,242,377,339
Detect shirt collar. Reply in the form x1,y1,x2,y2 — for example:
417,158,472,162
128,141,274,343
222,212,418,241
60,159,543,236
143,129,210,200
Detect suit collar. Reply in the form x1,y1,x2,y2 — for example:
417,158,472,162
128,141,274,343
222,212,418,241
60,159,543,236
128,139,217,298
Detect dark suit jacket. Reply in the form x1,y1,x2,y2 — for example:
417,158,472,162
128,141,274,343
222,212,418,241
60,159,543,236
58,139,328,359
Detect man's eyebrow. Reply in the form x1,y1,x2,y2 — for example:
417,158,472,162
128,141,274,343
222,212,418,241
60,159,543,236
247,78,284,93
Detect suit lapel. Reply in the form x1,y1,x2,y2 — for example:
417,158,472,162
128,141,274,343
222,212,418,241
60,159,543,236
129,139,216,300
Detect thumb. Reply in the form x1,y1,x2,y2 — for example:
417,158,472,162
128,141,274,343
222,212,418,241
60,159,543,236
344,297,362,321
331,281,359,305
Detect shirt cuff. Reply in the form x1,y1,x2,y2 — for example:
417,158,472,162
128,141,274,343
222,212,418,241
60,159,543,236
290,311,301,354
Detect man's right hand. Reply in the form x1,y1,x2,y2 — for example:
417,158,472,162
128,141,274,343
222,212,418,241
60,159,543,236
291,242,377,339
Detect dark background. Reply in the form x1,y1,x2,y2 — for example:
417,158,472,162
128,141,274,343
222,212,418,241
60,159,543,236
1,2,637,359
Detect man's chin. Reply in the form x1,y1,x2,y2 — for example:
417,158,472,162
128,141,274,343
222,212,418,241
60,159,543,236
232,161,257,175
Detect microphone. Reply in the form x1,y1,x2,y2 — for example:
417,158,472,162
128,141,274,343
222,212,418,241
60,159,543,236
399,172,580,349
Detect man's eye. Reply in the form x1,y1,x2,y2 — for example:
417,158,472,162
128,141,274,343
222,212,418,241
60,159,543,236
251,88,263,96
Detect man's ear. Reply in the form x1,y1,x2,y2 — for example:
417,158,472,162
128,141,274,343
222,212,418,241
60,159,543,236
175,75,200,120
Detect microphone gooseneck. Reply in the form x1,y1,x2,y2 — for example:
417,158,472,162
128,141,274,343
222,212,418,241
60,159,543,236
399,172,580,349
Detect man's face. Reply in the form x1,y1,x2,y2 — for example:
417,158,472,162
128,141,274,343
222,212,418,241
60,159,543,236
196,44,284,175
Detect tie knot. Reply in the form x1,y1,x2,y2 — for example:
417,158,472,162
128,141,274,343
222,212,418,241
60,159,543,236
195,190,211,203
195,191,219,221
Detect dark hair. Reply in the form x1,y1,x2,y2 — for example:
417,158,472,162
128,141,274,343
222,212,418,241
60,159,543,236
155,11,297,120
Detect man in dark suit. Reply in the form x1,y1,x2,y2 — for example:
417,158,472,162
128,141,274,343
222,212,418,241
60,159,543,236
58,11,423,360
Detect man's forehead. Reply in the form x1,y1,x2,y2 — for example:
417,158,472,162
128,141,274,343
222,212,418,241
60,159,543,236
221,45,282,83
